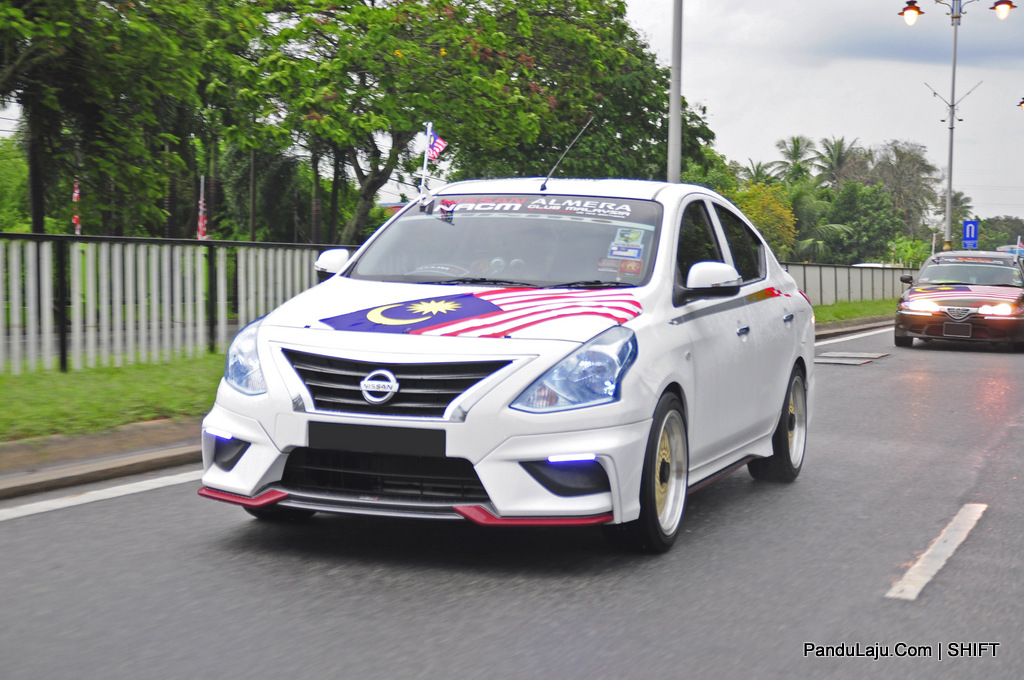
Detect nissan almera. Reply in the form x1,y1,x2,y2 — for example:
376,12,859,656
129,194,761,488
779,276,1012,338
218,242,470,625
198,178,815,552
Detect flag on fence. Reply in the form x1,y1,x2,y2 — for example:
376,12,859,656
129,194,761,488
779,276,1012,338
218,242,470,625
426,129,447,160
72,178,81,235
197,175,208,240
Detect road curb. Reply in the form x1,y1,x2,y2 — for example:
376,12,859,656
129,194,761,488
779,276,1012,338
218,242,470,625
815,316,892,339
0,445,201,501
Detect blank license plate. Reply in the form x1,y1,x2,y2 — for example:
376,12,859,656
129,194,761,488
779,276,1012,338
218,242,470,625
943,322,972,338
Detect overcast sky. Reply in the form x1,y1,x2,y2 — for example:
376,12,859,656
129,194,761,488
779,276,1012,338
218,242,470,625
626,0,1024,222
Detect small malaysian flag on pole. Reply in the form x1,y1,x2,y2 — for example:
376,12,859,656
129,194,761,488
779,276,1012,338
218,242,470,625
197,175,208,240
72,178,81,235
426,128,447,160
419,122,448,197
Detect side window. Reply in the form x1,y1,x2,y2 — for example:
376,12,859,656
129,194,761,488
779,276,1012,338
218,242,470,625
677,200,723,286
715,204,764,282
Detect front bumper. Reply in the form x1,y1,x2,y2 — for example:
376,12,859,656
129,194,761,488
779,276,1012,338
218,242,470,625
199,400,651,525
894,311,1024,344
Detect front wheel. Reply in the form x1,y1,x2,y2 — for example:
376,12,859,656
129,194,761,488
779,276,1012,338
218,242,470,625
894,334,913,348
604,393,688,553
748,367,807,483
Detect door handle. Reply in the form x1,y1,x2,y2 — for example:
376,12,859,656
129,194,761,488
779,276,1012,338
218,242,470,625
737,325,751,336
783,313,795,323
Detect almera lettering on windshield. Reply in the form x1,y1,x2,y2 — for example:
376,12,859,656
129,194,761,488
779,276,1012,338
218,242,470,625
438,194,660,226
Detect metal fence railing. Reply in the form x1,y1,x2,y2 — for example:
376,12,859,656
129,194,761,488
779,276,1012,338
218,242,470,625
783,262,914,307
0,233,331,374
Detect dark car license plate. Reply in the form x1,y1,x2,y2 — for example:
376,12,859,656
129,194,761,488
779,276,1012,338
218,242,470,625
308,422,445,457
943,322,972,338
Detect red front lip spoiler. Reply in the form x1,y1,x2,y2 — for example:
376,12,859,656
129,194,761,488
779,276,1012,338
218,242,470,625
197,486,288,508
454,505,613,526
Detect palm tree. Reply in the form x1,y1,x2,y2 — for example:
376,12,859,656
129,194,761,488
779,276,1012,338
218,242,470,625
812,136,867,191
938,189,974,226
792,222,852,262
770,135,816,183
869,140,939,239
736,159,776,185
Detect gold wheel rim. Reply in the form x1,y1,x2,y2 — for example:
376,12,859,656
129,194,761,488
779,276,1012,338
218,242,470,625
655,428,672,517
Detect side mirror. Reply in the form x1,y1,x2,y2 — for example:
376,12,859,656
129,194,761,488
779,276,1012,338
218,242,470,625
900,274,913,285
314,248,350,283
675,261,742,305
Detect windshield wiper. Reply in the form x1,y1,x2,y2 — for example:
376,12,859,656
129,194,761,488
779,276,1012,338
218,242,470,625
554,280,637,289
436,277,540,288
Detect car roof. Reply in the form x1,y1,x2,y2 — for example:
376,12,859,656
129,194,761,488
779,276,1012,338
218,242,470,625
433,177,715,203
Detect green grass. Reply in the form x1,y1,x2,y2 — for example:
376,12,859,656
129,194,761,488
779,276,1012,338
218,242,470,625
813,298,897,325
0,298,896,443
0,353,224,442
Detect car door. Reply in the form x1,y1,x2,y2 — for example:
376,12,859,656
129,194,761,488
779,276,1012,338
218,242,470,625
663,197,760,471
712,201,795,442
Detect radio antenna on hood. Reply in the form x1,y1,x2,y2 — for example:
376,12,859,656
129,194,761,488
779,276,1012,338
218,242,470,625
540,115,595,191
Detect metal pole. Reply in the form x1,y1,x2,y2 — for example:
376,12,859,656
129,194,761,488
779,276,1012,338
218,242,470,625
667,0,683,183
943,2,961,251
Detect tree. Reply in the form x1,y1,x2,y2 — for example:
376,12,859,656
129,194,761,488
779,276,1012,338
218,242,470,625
770,135,816,183
735,159,777,186
1,0,263,235
869,140,938,239
978,216,1024,251
825,182,903,264
729,183,796,258
812,136,867,192
0,134,28,231
449,24,713,182
937,189,974,229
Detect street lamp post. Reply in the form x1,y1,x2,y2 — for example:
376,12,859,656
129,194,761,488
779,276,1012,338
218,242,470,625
899,0,1016,251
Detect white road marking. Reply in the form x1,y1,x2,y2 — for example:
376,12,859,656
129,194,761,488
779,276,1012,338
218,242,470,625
815,326,890,346
0,470,203,523
886,503,988,601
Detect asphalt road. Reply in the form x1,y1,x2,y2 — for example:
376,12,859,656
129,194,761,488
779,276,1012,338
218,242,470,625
1,328,1022,680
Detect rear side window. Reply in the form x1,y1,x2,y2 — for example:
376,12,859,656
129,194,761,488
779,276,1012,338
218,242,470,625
677,200,723,285
715,205,764,282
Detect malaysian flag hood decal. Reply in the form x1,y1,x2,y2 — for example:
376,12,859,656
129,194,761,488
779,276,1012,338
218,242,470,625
905,284,1024,305
267,280,642,341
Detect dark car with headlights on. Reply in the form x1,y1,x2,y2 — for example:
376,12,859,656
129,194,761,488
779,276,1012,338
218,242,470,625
895,251,1024,350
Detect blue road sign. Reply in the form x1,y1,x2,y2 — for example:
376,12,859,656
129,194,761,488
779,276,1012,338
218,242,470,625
963,220,979,249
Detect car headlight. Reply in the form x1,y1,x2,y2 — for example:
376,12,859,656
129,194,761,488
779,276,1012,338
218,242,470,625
904,299,940,313
979,303,1016,316
225,319,267,395
512,326,638,413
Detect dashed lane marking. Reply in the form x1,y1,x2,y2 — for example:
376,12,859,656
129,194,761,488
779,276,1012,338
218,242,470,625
886,503,988,601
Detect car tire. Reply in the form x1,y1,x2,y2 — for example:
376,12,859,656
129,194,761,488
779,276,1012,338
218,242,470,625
603,393,688,554
244,505,316,522
748,367,807,483
894,334,913,348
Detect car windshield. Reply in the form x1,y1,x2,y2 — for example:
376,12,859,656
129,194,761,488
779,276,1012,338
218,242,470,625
917,262,1023,287
347,193,663,287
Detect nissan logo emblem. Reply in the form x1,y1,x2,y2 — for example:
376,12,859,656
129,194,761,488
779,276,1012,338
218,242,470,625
360,369,400,404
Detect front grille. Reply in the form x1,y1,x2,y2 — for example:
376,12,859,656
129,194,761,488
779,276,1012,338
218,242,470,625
281,448,488,503
282,350,510,418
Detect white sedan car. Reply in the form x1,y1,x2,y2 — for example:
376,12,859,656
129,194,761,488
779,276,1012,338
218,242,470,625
199,178,814,552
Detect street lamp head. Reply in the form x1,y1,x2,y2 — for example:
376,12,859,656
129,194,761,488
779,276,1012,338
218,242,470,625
1018,97,1024,109
991,1,1017,19
899,1,924,26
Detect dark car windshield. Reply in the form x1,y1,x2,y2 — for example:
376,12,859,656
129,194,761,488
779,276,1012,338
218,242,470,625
347,194,662,287
917,262,1023,287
